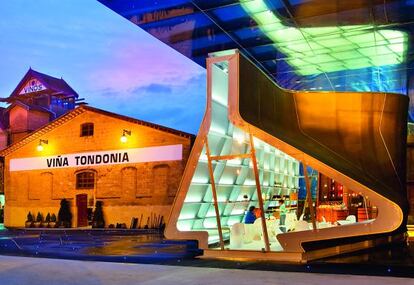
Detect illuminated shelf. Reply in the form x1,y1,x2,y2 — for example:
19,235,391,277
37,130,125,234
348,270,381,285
178,213,246,222
190,182,299,189
197,161,300,178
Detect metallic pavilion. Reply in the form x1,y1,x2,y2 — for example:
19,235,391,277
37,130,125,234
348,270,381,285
98,0,410,261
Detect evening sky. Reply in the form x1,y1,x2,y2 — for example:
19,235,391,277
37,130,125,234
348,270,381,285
0,0,206,134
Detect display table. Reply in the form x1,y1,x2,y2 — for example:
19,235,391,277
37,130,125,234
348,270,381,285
357,207,378,221
317,206,349,223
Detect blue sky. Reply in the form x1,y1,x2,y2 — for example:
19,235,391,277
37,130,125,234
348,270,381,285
0,0,206,134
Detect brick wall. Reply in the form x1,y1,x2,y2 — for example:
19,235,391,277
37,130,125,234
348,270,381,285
27,110,50,131
4,110,193,227
9,105,28,133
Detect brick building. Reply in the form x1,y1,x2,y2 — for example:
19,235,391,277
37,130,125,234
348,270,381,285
0,68,80,147
0,105,194,227
0,68,82,218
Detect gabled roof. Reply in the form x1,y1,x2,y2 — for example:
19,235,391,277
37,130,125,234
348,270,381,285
7,100,55,115
0,105,195,156
9,68,79,98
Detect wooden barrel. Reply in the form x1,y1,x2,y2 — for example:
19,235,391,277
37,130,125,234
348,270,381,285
317,207,331,222
317,207,325,222
371,207,378,219
357,207,371,222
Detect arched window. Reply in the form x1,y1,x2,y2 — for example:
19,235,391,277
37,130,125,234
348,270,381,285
40,172,53,199
76,170,95,189
121,167,137,196
152,164,170,196
80,122,94,137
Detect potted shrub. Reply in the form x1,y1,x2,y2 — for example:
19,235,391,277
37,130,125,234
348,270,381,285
43,213,50,228
49,213,57,228
92,201,105,228
33,212,42,228
58,199,72,228
25,212,33,228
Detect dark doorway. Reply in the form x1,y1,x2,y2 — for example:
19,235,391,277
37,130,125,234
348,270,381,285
76,194,88,227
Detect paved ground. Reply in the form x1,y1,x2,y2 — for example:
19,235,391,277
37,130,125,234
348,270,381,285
0,229,201,262
0,255,412,285
0,228,413,277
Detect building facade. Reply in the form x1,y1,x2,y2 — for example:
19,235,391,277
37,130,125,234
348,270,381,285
0,106,193,228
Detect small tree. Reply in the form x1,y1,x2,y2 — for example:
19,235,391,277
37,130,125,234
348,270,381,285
58,199,72,228
36,212,43,223
26,212,33,223
92,201,105,228
25,212,33,228
43,213,50,228
45,213,51,223
49,213,57,228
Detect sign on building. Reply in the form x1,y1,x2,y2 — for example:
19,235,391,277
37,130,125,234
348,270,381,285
19,79,46,95
10,144,183,171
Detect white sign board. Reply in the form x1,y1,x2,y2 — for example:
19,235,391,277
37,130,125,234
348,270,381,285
10,144,183,171
19,79,46,95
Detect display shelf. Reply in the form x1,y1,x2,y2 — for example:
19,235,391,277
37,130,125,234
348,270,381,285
190,182,299,190
178,213,247,222
197,160,300,178
179,84,301,236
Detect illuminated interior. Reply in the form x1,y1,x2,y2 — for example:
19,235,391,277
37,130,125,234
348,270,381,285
175,52,380,252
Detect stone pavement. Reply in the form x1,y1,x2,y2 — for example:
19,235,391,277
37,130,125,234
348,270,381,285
0,255,412,285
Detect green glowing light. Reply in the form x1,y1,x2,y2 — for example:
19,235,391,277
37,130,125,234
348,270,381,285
240,0,407,75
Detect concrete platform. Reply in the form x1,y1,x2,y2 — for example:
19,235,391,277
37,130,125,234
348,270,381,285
0,255,412,285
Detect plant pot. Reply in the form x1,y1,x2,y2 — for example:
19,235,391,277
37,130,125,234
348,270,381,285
25,221,33,228
33,222,41,228
59,221,71,228
49,222,56,228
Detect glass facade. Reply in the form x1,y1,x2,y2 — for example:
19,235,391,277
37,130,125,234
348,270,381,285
99,0,414,117
240,0,407,75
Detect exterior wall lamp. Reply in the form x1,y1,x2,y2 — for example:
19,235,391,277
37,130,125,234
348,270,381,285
120,129,131,143
37,139,48,152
